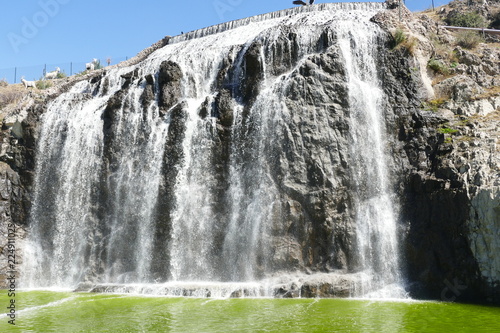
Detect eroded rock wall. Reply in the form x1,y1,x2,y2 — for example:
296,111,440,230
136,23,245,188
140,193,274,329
0,2,498,303
379,1,500,303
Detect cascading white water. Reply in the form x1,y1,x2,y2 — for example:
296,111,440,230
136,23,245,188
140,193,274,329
337,21,404,297
102,81,169,283
23,70,170,287
22,2,405,297
23,82,107,287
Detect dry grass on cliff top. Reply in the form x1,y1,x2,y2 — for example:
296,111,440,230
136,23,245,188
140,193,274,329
0,83,27,115
474,85,500,100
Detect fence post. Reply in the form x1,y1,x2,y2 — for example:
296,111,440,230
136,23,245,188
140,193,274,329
70,62,73,76
399,0,401,22
432,0,435,11
14,67,17,84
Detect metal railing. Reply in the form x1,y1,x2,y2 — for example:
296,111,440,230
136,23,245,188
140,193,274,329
0,56,129,84
441,25,500,35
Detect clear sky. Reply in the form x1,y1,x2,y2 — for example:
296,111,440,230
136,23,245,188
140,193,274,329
0,0,450,81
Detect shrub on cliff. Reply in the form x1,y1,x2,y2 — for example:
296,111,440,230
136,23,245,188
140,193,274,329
392,28,418,56
35,79,52,90
456,31,484,49
490,10,500,29
446,11,487,28
428,58,449,75
393,29,407,45
422,98,447,112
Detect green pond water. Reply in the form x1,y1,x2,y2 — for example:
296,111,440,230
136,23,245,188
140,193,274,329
2,291,499,332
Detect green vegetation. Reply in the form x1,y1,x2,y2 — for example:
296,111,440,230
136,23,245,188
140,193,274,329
446,12,487,28
449,49,459,63
392,28,418,56
36,79,52,90
422,98,447,112
429,33,448,58
438,126,459,134
455,30,484,49
393,28,407,46
56,71,67,79
427,58,449,75
490,10,500,29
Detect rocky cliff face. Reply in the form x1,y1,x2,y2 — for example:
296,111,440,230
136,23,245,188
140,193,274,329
0,1,498,304
375,0,500,303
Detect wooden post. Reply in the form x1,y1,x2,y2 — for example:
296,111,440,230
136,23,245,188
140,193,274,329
14,67,17,84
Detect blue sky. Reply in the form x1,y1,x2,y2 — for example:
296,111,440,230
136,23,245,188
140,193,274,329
1,0,450,82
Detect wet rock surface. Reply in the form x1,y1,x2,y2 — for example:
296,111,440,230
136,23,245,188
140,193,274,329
0,2,498,304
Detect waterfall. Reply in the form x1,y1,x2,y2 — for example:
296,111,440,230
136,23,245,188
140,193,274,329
22,70,170,287
23,81,107,287
338,21,403,297
22,2,405,298
169,2,386,44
